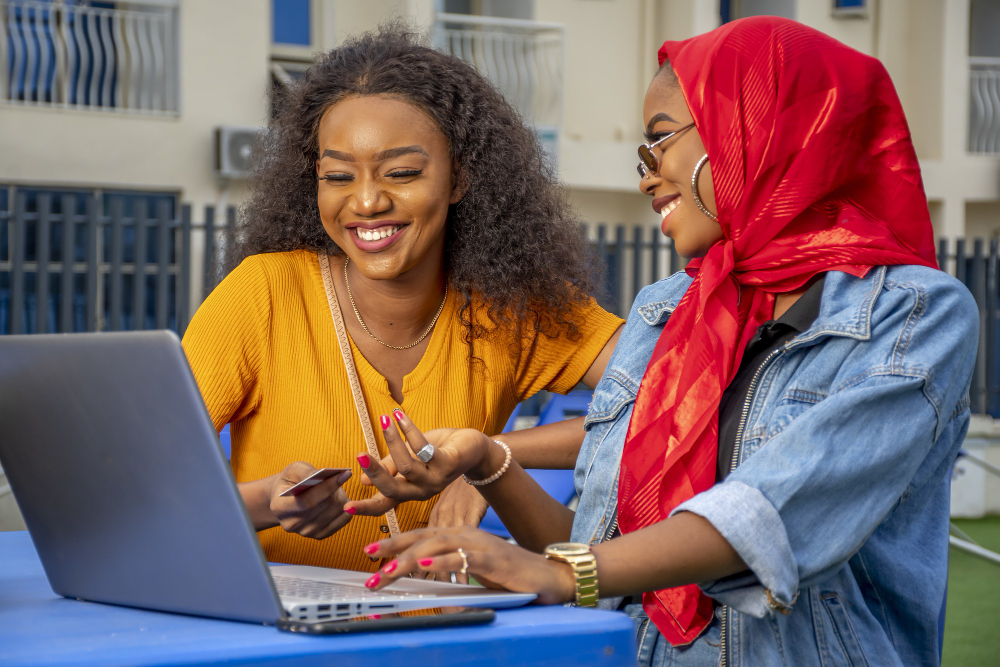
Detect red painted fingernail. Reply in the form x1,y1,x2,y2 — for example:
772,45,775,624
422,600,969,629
344,506,356,515
382,560,398,574
357,454,371,468
380,415,391,430
418,558,434,567
393,409,404,422
364,543,379,555
365,573,380,588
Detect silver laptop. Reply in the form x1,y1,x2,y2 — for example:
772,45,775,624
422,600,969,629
0,331,535,624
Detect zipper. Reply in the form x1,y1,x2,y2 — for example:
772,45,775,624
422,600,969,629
601,513,619,544
719,346,784,667
637,617,652,655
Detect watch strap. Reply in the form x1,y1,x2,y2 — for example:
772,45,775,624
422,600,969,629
545,547,599,607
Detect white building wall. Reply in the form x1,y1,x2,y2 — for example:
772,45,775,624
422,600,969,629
0,0,270,212
0,0,272,300
1,0,998,288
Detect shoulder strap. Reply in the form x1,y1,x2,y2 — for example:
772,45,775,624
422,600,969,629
317,252,401,537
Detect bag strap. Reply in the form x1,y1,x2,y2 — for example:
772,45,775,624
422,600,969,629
317,252,401,538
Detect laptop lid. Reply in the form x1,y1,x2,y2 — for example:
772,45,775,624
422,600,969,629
0,331,285,624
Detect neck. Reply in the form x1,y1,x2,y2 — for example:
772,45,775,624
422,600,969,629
343,253,447,345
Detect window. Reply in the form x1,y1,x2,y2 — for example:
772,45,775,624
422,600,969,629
442,0,534,19
270,0,322,77
272,0,311,47
970,0,1000,58
721,0,796,22
833,0,867,17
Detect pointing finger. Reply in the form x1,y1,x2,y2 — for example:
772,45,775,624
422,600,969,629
381,412,427,481
392,409,429,452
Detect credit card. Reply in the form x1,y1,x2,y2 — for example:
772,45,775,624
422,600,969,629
279,468,351,497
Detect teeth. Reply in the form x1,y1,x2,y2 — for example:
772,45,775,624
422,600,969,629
661,198,680,219
355,226,399,242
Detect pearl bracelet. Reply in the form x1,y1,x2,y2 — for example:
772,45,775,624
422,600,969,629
463,440,512,487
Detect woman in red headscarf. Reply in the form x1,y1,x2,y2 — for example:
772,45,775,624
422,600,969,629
349,16,977,666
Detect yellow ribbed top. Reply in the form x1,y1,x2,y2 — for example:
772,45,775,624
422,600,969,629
181,249,622,572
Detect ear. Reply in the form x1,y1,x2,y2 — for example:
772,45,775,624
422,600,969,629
449,163,469,204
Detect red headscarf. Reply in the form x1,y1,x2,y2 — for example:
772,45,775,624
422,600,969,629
616,16,937,645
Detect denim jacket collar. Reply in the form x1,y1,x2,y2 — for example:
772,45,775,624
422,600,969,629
635,266,888,345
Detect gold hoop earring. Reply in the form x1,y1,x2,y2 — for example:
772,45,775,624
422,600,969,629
691,154,718,222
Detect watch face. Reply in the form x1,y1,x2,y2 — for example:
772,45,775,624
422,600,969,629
546,542,591,557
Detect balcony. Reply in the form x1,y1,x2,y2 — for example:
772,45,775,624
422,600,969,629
434,13,564,132
0,0,179,114
970,56,1000,154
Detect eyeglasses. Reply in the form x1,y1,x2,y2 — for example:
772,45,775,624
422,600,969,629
636,122,696,178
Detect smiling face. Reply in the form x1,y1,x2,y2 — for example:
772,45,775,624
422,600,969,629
639,72,723,258
315,95,462,280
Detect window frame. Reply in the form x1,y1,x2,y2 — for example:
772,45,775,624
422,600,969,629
832,0,868,19
271,0,323,62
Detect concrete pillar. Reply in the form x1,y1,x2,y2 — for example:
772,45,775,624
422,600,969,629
940,0,972,238
319,0,339,49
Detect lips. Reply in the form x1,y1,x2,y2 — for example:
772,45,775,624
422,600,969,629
652,194,680,215
344,221,408,252
652,194,681,235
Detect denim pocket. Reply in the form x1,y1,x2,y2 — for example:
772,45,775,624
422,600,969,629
819,592,871,667
763,388,826,440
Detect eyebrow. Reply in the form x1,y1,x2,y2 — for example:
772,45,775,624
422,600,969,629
320,145,429,162
645,112,679,138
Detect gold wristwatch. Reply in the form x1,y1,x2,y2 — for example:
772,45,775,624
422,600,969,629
544,542,599,607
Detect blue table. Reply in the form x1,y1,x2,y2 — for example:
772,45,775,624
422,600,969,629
0,531,637,666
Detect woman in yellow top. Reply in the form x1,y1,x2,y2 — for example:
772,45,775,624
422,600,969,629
182,25,623,573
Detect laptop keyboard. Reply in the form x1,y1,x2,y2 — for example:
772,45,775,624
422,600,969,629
272,574,431,602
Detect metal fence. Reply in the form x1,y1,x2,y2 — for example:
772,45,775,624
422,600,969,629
3,198,1000,416
593,227,1000,417
0,191,230,336
0,0,180,113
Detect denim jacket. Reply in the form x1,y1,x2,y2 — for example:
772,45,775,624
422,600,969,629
571,265,978,667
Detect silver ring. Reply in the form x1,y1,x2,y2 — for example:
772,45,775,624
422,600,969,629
691,153,719,222
456,547,469,575
416,444,435,463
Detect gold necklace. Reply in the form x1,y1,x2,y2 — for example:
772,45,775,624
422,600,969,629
343,257,448,351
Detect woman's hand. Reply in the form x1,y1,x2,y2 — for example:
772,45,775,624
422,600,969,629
429,478,490,529
267,462,354,539
360,526,577,606
347,410,499,516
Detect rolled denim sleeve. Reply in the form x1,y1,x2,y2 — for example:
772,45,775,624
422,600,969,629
673,372,949,618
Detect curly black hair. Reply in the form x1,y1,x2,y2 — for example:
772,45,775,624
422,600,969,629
229,23,599,344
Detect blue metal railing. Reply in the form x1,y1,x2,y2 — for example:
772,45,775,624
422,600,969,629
3,193,998,416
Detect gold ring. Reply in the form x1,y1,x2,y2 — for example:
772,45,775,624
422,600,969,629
456,547,469,576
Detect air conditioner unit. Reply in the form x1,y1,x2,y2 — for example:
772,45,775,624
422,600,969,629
215,126,262,179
